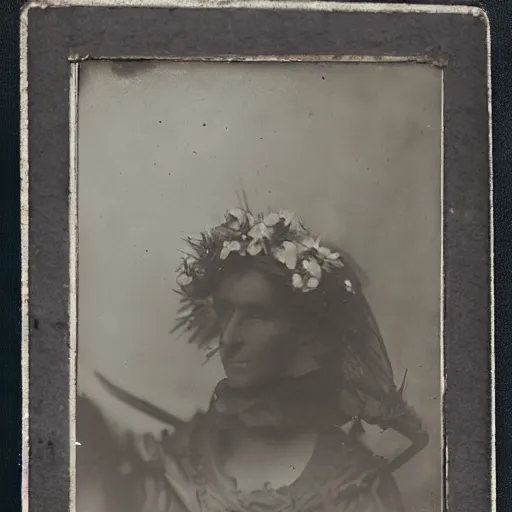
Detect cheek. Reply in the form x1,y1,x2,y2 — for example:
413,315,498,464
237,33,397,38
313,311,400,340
244,320,296,358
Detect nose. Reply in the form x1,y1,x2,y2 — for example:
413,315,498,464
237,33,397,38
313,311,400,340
219,310,244,350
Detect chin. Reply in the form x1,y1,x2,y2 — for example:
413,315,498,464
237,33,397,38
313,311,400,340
225,370,266,391
226,374,254,389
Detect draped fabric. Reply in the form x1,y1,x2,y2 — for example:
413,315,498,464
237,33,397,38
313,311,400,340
126,415,404,512
117,378,406,512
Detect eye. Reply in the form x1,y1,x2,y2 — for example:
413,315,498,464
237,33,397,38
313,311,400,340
213,300,233,319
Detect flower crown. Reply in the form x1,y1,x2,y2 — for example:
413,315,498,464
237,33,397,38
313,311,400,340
176,207,355,294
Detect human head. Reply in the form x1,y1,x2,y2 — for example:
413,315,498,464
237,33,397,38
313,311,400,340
172,206,394,399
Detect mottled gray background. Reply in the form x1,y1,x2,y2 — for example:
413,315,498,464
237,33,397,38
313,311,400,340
77,61,441,511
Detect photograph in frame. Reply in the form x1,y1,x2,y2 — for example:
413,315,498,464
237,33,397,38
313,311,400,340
20,3,493,512
76,58,441,512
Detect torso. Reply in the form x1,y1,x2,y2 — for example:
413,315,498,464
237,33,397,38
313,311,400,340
222,426,318,492
92,372,408,512
170,412,405,512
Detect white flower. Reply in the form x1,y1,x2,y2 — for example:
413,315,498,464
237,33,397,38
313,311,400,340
278,210,295,227
224,208,245,230
324,258,344,269
318,246,340,260
302,258,322,279
183,255,197,269
298,235,321,254
247,240,264,256
297,235,342,265
272,241,298,270
177,273,193,287
220,240,242,260
292,273,304,289
248,222,274,240
344,279,355,293
247,221,274,255
263,212,280,227
224,208,255,230
306,277,320,289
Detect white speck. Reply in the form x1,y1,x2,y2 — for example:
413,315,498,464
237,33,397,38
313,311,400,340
75,441,81,446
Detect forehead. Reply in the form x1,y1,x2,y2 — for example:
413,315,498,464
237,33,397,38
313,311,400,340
213,267,281,307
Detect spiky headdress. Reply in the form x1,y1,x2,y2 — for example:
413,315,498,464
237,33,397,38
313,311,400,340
170,204,419,428
172,206,358,349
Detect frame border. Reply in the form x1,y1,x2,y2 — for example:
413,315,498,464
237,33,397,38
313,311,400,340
21,3,493,512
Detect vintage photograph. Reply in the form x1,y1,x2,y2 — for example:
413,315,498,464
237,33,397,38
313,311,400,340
75,60,442,512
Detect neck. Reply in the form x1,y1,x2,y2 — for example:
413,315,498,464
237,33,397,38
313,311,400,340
227,377,287,398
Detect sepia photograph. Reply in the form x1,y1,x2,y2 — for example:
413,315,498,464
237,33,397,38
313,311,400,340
75,59,442,512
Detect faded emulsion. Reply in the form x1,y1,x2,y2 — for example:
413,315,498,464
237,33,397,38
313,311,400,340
76,60,441,512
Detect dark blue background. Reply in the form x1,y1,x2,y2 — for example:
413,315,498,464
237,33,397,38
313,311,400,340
0,1,510,511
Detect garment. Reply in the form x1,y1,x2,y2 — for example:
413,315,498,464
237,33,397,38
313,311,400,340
119,375,405,512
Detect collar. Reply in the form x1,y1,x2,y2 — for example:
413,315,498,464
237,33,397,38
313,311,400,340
210,372,340,430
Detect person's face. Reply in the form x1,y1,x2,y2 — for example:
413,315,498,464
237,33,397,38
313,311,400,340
213,267,299,391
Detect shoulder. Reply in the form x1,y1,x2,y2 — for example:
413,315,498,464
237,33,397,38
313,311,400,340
297,428,404,511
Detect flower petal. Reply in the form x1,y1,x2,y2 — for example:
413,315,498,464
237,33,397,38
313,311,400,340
281,241,298,269
228,208,246,224
177,274,193,286
318,246,330,258
344,279,354,293
263,212,280,227
226,220,241,231
278,210,295,226
307,277,320,289
272,241,298,270
220,247,231,260
302,258,322,279
292,273,304,289
183,256,196,270
327,258,344,268
220,240,241,260
248,222,272,240
298,235,320,252
247,240,263,256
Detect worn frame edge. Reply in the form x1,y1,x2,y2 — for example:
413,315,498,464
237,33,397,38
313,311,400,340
19,4,494,512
